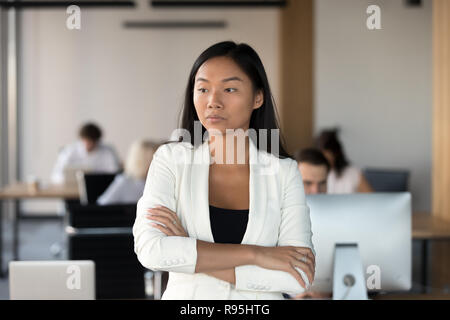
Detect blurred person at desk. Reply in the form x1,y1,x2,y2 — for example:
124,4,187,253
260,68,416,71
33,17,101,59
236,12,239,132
97,140,159,205
295,148,330,195
51,122,121,185
317,129,372,194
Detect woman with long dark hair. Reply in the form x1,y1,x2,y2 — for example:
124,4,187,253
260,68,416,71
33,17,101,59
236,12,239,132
317,129,372,193
133,41,315,300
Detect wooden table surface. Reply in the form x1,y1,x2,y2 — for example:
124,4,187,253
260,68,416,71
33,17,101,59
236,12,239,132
412,212,450,240
1,185,449,239
0,182,79,200
373,293,450,300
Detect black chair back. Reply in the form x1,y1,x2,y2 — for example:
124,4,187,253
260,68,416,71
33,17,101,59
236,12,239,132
66,202,137,228
65,203,146,299
68,232,145,299
363,168,410,192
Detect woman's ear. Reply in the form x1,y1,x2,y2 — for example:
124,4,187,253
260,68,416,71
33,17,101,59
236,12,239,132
253,90,264,110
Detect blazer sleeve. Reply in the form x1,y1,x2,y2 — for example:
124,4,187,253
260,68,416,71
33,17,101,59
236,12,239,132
132,144,198,273
234,159,315,295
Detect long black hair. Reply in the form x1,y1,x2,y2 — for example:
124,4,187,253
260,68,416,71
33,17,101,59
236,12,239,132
316,129,350,177
169,41,291,160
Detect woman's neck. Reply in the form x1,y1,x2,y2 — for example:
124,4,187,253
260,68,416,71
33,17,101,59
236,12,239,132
208,132,250,165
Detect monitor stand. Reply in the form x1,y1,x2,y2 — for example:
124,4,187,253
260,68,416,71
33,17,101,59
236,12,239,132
332,243,368,300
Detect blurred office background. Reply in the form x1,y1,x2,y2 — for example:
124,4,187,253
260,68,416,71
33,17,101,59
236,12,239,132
0,0,448,299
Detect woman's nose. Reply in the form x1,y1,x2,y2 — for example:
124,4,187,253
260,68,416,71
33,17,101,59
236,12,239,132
207,90,223,109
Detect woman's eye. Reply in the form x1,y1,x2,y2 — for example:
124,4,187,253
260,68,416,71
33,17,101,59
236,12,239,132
196,88,236,93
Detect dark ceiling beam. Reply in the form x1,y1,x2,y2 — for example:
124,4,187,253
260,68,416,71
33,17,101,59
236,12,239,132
0,1,135,8
151,1,286,8
123,20,226,28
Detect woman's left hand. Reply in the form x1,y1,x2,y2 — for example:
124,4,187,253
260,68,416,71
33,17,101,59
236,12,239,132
145,206,188,237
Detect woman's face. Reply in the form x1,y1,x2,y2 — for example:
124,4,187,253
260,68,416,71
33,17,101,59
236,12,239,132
193,56,263,135
322,149,335,168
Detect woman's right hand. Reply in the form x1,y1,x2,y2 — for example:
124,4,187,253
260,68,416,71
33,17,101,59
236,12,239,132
253,246,315,289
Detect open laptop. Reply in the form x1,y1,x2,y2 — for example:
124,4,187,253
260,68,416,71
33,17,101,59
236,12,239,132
63,166,90,187
9,260,95,300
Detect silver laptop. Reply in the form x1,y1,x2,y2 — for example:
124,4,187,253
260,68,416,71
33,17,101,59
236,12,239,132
9,260,95,300
63,166,89,187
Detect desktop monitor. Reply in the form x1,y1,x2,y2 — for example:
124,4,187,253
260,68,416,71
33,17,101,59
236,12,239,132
306,193,412,297
9,260,95,300
77,172,116,205
363,168,410,192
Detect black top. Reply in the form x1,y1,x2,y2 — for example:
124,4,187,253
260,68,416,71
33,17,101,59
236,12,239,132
209,205,249,244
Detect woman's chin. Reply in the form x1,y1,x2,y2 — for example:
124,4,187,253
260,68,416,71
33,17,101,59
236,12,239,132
206,126,227,135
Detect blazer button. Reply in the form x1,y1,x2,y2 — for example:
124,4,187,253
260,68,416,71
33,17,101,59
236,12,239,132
179,258,186,264
165,260,172,266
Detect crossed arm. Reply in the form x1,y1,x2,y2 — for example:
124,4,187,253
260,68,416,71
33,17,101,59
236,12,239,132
145,205,315,289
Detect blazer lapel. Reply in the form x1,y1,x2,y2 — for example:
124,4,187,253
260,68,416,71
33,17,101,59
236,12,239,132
190,139,215,242
190,137,269,245
241,137,268,245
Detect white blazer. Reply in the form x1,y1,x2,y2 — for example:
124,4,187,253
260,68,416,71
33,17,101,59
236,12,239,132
133,137,315,300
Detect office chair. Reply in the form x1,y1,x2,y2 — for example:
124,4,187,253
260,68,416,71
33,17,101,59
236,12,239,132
77,172,117,205
67,232,145,299
66,202,137,228
363,168,410,192
65,203,147,299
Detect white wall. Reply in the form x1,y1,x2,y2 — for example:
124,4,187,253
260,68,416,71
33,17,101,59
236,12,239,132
20,0,281,213
315,0,432,211
19,0,433,214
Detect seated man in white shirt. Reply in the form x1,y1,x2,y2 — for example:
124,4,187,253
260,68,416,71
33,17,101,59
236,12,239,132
51,122,122,185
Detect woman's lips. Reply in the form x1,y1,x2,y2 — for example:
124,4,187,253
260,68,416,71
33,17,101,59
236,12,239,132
206,116,225,123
